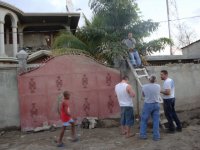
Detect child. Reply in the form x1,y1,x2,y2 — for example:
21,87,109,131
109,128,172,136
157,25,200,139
57,91,78,147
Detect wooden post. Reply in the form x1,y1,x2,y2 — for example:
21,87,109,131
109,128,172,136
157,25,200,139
136,79,140,119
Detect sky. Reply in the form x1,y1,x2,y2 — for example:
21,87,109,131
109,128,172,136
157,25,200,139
1,0,200,55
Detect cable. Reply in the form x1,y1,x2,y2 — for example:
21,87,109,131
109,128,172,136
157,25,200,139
156,15,200,23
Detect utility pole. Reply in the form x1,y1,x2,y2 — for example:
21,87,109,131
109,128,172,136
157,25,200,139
166,0,173,55
66,0,74,12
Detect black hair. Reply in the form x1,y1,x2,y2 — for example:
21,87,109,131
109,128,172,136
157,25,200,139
122,75,129,81
161,70,168,75
63,91,70,99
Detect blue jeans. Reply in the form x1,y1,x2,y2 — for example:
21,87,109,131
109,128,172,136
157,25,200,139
163,98,182,131
129,49,141,66
120,107,134,126
140,103,160,139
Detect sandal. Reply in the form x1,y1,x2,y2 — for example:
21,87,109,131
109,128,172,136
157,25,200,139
57,143,65,147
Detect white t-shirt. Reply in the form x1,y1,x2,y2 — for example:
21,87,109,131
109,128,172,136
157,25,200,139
115,82,133,107
162,78,175,99
142,83,161,103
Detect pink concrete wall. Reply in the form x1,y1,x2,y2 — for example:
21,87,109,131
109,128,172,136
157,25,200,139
18,55,121,131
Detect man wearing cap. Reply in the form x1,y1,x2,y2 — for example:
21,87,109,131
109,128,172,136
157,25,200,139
139,75,161,141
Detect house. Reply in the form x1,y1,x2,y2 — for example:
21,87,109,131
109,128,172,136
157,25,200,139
0,1,80,58
181,39,200,60
146,40,200,65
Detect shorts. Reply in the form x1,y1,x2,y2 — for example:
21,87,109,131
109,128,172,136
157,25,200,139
63,119,74,126
120,106,134,126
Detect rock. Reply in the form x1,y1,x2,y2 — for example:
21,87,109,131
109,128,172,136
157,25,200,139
87,117,98,129
49,124,57,132
182,121,189,128
81,117,98,129
0,131,5,136
82,118,90,129
33,125,50,132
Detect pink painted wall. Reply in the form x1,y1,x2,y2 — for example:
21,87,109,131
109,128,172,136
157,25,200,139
18,55,121,131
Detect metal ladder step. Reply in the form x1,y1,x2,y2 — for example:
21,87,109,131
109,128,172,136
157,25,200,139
137,74,149,78
135,68,146,71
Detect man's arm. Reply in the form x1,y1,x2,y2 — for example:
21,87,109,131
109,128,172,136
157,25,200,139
132,38,136,45
142,91,145,97
126,85,135,97
122,39,126,44
142,86,145,97
160,89,170,95
161,80,171,95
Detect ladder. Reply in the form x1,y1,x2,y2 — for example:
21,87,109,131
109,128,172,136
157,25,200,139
126,58,163,102
126,58,166,129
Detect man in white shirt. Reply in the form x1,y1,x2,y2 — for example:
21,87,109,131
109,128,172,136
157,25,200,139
115,75,135,138
139,75,161,141
160,70,182,133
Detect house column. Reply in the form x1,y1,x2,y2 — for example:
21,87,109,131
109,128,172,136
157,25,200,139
18,28,24,49
0,21,6,57
12,26,18,57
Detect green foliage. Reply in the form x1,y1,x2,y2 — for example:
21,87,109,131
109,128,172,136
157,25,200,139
53,0,172,65
128,20,159,39
89,0,140,28
52,47,91,56
83,0,171,64
138,38,173,55
53,31,88,50
97,41,129,64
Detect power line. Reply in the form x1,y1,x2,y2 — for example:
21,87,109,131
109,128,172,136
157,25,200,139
157,15,200,23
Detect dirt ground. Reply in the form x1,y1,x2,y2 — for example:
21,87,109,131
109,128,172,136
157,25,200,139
0,108,200,150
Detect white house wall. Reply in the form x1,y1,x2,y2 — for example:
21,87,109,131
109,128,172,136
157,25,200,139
182,42,200,59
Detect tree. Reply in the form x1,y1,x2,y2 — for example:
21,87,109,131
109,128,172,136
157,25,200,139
53,0,171,65
52,31,90,55
83,0,171,64
76,14,107,57
53,31,88,50
176,23,197,48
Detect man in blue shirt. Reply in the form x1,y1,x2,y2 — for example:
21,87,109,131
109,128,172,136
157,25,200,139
140,75,161,141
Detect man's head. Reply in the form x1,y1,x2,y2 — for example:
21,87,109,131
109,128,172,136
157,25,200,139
160,70,168,80
128,32,132,39
63,91,70,99
149,75,156,83
122,75,129,82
